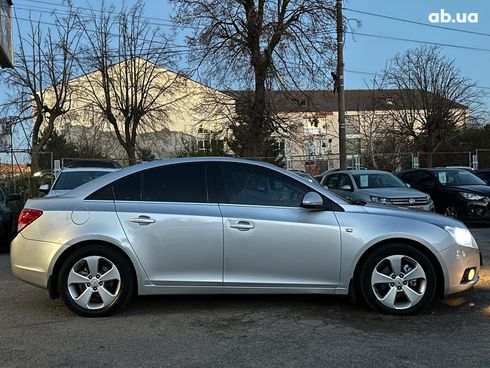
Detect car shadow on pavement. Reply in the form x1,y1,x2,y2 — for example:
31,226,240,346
120,287,490,333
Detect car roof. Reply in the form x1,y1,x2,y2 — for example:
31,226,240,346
327,169,392,175
60,157,345,203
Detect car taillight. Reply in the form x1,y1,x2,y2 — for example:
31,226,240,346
18,208,43,233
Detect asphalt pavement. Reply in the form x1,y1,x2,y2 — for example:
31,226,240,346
0,228,489,368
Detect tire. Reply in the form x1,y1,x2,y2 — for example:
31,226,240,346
358,244,437,316
443,203,461,219
0,222,11,253
58,245,135,317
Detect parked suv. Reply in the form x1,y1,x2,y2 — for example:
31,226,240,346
321,170,434,211
396,169,490,223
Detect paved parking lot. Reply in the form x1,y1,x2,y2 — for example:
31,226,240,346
1,228,489,368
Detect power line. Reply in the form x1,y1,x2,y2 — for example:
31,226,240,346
344,7,490,38
15,0,196,29
346,31,490,53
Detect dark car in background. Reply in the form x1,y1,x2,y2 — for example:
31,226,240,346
473,169,490,185
396,169,490,223
0,186,21,252
63,159,122,169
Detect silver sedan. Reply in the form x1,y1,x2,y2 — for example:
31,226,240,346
11,158,480,317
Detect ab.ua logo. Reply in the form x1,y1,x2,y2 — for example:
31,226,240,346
428,9,479,24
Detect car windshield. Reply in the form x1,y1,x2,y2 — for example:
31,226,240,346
52,171,111,190
353,173,406,189
435,170,486,186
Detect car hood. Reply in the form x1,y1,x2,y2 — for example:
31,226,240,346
443,185,490,196
361,203,464,228
357,187,428,198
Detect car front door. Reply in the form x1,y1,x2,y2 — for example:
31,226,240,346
114,163,223,286
216,162,341,288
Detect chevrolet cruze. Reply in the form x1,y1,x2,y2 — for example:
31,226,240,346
11,158,481,317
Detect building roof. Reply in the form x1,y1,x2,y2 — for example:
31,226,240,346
223,89,468,113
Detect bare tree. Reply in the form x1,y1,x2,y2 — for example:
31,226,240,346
77,1,183,165
1,10,81,173
384,46,482,167
171,0,338,157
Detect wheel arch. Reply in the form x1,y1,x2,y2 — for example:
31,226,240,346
350,238,445,300
48,240,139,299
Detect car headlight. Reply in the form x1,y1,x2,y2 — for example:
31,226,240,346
370,196,391,204
444,226,476,249
460,192,486,201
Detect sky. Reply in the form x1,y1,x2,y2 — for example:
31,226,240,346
1,0,490,149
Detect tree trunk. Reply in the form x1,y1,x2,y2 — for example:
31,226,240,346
124,144,137,166
31,143,41,174
30,114,44,174
250,71,267,157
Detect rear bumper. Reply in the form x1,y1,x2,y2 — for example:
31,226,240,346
10,233,63,289
438,245,481,295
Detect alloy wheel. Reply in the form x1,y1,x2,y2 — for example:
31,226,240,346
67,256,121,310
370,254,427,310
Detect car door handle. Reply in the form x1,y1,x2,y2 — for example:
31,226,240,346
130,216,155,225
229,221,255,231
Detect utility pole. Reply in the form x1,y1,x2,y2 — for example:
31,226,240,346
336,0,347,169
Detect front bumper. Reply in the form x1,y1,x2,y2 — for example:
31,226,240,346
460,199,490,223
10,233,63,289
438,244,481,295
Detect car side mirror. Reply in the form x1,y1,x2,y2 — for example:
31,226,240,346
341,184,353,191
39,184,50,193
405,183,411,188
301,192,325,209
7,193,20,202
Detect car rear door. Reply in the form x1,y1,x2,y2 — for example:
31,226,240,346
114,162,223,286
215,162,341,288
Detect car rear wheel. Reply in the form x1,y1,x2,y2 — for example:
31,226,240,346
358,244,437,315
58,245,134,317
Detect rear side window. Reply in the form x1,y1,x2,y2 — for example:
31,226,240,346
142,163,207,203
86,184,114,200
114,173,142,201
217,163,308,207
87,163,209,202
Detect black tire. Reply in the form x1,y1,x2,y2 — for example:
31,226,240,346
358,244,437,316
442,203,462,220
58,245,135,317
0,222,11,253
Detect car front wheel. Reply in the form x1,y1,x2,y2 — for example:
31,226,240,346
58,245,135,317
359,244,437,315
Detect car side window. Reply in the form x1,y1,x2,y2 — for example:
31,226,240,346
141,163,208,203
338,174,353,190
218,163,309,207
419,171,436,187
324,174,340,190
113,172,142,201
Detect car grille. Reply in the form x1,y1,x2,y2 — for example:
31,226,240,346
390,197,429,206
